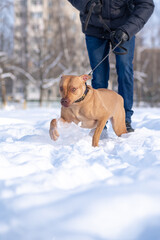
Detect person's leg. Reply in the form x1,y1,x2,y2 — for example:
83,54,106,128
85,35,110,89
85,35,110,131
115,36,135,123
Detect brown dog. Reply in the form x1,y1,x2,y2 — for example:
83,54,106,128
49,75,127,147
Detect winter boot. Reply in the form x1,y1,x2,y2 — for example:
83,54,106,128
126,121,134,132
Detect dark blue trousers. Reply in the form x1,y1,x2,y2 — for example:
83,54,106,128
85,35,135,123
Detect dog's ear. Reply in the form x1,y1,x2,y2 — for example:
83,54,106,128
80,74,92,82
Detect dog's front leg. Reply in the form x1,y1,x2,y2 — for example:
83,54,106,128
92,117,108,147
49,119,59,141
49,117,67,141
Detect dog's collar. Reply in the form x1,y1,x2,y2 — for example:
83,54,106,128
74,83,89,103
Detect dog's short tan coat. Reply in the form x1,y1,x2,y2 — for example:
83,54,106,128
49,75,127,147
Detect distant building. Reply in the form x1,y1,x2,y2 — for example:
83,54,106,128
13,0,82,101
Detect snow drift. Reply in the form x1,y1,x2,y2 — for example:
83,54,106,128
0,105,160,240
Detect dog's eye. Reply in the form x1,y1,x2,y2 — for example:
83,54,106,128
60,86,63,92
71,88,76,93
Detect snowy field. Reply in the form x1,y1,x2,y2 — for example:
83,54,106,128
0,105,160,240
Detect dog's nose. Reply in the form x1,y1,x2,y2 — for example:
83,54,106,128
61,98,70,107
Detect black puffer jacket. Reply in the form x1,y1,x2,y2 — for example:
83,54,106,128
67,0,155,39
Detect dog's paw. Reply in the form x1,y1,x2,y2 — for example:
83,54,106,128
49,127,59,141
92,137,99,147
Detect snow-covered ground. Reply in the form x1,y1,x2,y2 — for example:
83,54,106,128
0,105,160,240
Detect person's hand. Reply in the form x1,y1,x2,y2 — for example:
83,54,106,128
112,29,129,44
86,0,102,14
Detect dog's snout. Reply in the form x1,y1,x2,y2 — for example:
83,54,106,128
61,98,70,107
61,98,68,104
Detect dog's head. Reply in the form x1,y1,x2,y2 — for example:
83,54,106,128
59,75,91,107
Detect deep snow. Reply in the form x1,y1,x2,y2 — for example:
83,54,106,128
0,105,160,240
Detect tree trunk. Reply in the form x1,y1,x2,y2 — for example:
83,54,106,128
23,81,28,109
0,77,7,107
39,85,43,107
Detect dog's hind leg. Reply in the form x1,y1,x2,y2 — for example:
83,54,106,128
111,107,127,136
